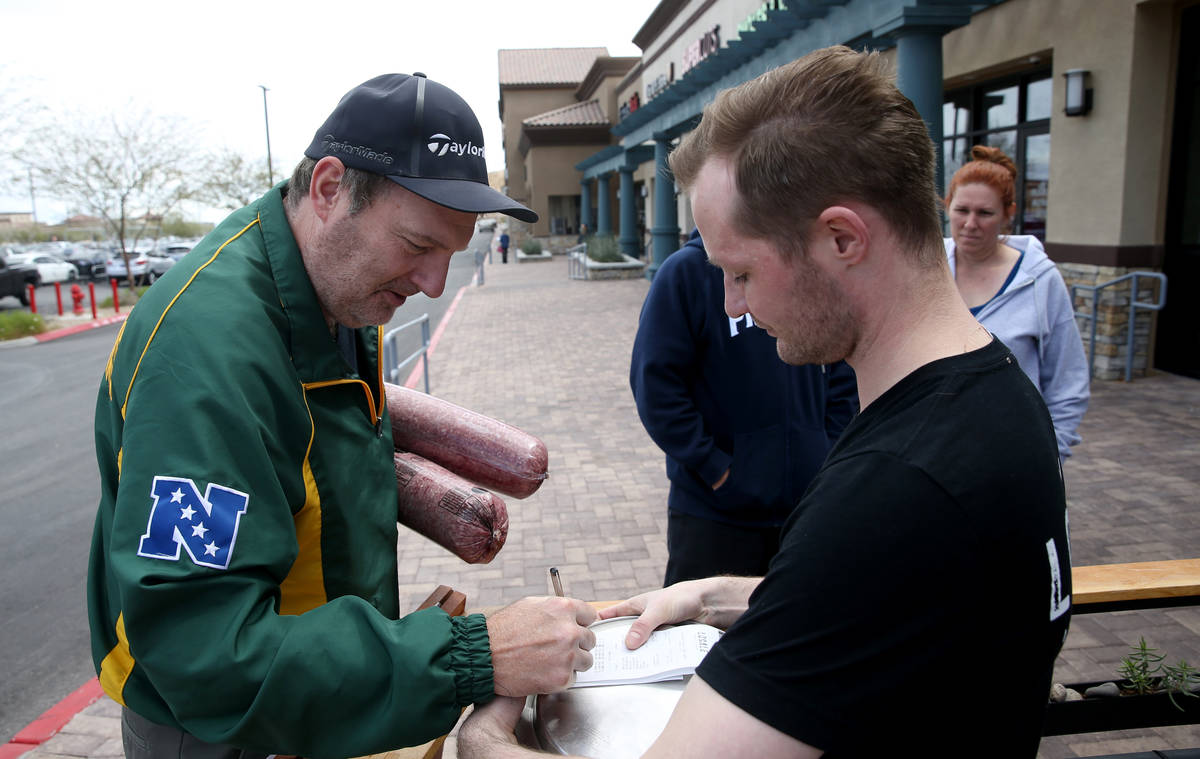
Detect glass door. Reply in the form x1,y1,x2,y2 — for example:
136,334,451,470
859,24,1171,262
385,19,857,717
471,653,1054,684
1155,5,1200,377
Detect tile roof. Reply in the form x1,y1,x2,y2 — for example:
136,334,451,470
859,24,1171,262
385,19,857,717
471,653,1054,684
523,99,609,127
498,47,609,86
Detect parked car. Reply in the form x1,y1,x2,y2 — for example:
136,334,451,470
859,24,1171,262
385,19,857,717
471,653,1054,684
477,218,497,231
7,253,78,284
106,248,174,285
162,242,194,261
0,257,36,305
64,247,108,279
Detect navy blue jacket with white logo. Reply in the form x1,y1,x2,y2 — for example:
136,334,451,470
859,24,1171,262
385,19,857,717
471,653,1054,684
630,230,858,527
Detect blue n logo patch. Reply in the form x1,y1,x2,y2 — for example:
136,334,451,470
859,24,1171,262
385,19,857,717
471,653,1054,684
138,476,250,570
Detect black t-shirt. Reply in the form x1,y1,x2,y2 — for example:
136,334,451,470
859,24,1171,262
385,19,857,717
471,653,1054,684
696,339,1071,757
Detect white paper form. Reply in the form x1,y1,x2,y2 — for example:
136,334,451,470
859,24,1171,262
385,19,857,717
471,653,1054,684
572,616,723,688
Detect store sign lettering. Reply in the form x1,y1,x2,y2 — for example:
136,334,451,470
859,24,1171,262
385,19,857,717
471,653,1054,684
680,25,720,78
619,91,641,121
738,0,787,36
646,73,670,101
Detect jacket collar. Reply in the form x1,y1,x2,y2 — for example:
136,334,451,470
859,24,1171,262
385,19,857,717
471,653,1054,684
257,184,378,386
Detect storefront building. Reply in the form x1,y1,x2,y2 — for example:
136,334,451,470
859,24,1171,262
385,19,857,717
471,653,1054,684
499,0,1199,380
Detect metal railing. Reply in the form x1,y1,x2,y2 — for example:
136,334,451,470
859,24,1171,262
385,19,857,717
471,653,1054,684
1071,271,1167,382
382,313,432,393
566,242,588,280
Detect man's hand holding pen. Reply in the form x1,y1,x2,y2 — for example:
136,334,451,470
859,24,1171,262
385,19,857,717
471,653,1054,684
482,567,597,699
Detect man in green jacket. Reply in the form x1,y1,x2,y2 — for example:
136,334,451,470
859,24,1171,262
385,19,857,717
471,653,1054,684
88,73,596,759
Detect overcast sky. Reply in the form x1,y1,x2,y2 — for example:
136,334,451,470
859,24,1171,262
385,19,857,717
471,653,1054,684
0,0,650,223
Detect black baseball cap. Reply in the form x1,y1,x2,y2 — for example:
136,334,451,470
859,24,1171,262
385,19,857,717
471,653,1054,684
305,73,537,223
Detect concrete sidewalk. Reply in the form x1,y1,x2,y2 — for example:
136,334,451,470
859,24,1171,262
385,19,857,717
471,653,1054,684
12,253,1200,758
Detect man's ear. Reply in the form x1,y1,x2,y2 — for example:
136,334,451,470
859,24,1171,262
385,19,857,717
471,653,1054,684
309,157,347,224
812,206,869,268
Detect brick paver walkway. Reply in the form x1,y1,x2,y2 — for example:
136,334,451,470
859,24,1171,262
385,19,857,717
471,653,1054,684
18,253,1199,758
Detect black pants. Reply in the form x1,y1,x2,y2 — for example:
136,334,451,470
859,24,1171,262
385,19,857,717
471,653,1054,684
663,510,783,587
121,707,286,759
500,246,508,263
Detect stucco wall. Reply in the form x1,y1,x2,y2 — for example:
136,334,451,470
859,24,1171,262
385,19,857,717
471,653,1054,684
501,87,580,201
527,144,618,237
943,0,1175,247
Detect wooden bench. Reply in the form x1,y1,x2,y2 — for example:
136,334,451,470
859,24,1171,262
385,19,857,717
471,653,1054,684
1045,559,1200,742
1072,558,1200,614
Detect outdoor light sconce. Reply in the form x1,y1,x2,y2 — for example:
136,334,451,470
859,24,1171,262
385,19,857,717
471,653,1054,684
1063,69,1093,116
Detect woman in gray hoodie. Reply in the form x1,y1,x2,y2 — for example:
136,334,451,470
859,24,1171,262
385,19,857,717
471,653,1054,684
944,146,1090,461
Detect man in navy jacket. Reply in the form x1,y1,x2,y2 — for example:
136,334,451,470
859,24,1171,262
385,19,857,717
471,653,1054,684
631,229,858,584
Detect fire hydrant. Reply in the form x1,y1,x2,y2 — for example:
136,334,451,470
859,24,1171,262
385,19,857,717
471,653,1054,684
71,284,85,316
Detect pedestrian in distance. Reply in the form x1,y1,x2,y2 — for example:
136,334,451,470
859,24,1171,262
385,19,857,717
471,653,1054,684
499,227,511,263
944,144,1090,461
88,72,596,759
630,228,857,585
460,45,1070,758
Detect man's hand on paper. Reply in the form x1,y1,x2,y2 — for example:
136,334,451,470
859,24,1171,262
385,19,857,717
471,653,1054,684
597,576,761,650
487,596,598,696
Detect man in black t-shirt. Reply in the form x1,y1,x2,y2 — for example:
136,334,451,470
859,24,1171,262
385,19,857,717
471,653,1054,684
459,45,1070,759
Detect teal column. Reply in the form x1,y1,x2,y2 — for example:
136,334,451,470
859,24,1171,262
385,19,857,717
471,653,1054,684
648,133,678,280
895,29,946,197
876,6,971,199
596,173,612,236
618,166,638,256
580,179,592,235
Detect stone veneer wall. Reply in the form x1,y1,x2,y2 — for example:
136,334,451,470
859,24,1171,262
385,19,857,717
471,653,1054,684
1058,263,1164,382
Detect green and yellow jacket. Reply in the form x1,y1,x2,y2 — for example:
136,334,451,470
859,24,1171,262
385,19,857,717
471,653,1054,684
87,185,493,758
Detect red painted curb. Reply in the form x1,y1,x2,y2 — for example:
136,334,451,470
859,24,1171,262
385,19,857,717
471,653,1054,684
9,678,103,746
0,743,33,758
403,284,467,389
33,314,127,343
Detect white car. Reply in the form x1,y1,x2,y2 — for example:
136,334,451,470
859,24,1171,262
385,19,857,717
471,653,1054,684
107,249,174,285
7,253,78,285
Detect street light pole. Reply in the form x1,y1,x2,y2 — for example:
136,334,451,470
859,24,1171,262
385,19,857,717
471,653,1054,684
26,168,37,225
259,85,274,186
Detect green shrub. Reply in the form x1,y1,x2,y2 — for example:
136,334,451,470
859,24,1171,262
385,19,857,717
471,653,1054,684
98,285,148,309
520,238,543,255
585,235,624,263
0,310,47,340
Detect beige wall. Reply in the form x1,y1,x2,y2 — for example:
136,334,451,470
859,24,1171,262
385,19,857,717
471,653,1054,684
500,87,579,201
590,74,622,122
525,144,615,237
943,0,1178,247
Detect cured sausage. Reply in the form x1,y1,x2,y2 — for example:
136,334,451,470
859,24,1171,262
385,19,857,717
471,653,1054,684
395,452,509,564
385,382,549,499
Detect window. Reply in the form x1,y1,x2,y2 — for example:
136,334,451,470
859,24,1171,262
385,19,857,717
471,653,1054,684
548,195,580,236
943,70,1052,239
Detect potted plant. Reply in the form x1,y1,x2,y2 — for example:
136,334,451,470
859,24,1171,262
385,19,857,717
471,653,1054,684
1044,637,1200,736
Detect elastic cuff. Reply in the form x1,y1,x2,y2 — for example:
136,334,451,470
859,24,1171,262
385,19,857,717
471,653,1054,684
450,613,495,705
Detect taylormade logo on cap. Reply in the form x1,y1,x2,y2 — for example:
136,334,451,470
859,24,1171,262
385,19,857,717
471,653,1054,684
305,73,537,222
320,135,395,166
426,133,485,159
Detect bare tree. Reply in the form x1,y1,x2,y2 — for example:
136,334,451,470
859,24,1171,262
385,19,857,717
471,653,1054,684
196,149,275,211
19,106,199,288
0,67,42,215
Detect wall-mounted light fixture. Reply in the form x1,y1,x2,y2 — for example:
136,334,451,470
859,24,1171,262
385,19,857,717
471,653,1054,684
1063,69,1093,116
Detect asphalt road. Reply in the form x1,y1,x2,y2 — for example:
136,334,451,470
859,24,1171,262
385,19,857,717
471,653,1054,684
0,226,491,742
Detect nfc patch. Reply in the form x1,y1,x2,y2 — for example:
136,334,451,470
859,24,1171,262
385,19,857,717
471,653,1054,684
137,476,249,570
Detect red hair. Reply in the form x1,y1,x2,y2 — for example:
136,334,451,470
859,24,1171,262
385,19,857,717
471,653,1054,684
945,145,1017,209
